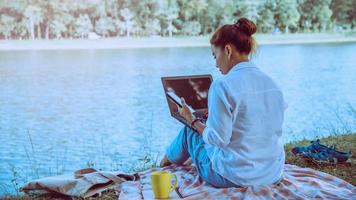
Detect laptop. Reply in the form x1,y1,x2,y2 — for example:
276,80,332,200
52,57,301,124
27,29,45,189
161,74,213,128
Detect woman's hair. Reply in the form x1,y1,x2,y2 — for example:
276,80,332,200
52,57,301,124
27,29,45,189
210,17,257,55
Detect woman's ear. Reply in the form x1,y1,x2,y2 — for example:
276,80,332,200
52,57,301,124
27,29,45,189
224,44,232,59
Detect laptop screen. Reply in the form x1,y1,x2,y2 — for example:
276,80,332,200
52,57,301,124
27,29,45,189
162,75,212,110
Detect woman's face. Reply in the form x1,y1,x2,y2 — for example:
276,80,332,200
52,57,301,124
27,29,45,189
211,44,230,75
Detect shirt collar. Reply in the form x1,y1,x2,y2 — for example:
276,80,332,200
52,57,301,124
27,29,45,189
229,61,258,73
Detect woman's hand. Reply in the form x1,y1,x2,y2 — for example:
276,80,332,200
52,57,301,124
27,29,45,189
177,98,195,124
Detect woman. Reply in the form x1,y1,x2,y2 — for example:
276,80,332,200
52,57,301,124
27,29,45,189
160,18,286,188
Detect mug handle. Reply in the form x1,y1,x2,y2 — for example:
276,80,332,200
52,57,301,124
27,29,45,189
170,173,178,192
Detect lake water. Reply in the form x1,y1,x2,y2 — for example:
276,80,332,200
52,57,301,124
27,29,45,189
0,43,355,195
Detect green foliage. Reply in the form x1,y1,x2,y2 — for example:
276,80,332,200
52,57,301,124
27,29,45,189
74,14,93,38
298,0,334,32
49,19,66,39
275,0,300,33
257,0,276,33
0,0,355,39
0,15,16,39
95,16,115,37
331,0,355,30
182,21,202,36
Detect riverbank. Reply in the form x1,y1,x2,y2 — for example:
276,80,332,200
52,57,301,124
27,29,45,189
3,133,355,200
0,33,355,51
285,133,355,185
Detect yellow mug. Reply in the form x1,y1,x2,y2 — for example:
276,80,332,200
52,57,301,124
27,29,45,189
151,171,178,199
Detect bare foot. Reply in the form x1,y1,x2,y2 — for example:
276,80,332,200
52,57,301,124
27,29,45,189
160,155,172,167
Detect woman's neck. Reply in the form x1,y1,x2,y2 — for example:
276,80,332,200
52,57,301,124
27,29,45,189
228,54,249,72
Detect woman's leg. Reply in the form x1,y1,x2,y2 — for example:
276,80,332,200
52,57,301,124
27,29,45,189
195,142,238,188
164,126,239,188
164,126,195,165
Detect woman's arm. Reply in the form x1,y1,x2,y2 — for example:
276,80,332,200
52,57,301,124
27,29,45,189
177,80,234,146
191,120,206,135
177,98,206,134
201,80,234,147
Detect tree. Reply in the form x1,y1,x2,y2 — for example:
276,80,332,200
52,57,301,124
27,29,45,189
113,19,125,36
331,0,354,30
128,0,166,36
14,18,28,39
61,11,76,39
23,5,44,39
351,0,356,29
40,1,55,39
204,0,237,32
0,0,25,39
120,8,134,37
74,14,93,38
1,0,355,39
145,18,161,36
299,0,333,32
177,0,208,35
95,17,115,37
188,0,208,35
235,0,261,23
318,0,332,32
182,21,201,36
50,14,67,39
157,0,179,37
0,15,16,39
257,0,276,33
275,0,300,33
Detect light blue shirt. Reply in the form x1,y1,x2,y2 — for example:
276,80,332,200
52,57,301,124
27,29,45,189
202,61,286,186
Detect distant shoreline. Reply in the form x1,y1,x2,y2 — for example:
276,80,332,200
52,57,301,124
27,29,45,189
0,33,355,51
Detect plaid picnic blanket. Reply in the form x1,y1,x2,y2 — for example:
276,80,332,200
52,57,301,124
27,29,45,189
118,164,355,200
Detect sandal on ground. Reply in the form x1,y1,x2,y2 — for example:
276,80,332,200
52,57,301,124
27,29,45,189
292,139,352,165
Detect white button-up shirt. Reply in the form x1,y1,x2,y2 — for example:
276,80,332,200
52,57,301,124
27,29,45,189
202,61,286,186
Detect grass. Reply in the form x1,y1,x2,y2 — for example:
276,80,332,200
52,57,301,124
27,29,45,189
3,133,355,200
285,133,355,185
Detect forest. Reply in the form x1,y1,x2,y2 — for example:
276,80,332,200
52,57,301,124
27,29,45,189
0,0,355,40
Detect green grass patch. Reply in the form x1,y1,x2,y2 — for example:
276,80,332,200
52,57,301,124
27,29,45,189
285,133,355,185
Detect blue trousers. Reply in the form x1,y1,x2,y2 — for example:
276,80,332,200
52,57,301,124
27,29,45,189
166,126,239,188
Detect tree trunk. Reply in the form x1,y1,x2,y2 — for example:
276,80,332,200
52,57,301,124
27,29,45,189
36,25,41,39
168,21,172,37
45,22,49,39
30,20,35,40
69,26,73,39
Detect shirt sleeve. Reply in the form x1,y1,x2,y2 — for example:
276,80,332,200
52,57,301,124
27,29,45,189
283,101,288,111
202,79,233,148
